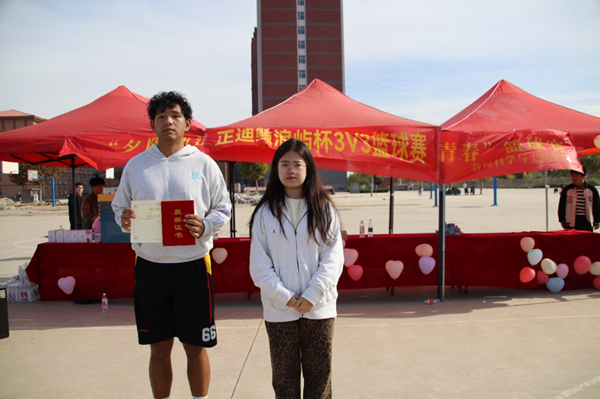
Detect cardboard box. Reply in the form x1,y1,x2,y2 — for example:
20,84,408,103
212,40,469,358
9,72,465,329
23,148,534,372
48,230,56,243
64,230,74,243
76,230,88,243
56,230,64,243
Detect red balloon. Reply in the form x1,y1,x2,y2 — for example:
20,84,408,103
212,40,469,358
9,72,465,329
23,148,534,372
574,256,592,275
347,265,363,282
519,267,536,283
536,270,549,284
594,276,600,290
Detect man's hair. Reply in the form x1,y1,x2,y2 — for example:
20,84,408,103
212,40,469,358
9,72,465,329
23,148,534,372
75,182,83,188
89,177,105,187
147,91,193,121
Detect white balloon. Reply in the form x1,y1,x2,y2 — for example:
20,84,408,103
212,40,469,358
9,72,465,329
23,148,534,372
527,249,543,266
590,261,600,276
385,260,404,280
540,258,557,275
58,276,76,295
212,248,228,264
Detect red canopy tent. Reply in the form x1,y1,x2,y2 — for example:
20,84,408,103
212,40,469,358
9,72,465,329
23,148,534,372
439,80,595,183
0,85,206,171
205,79,439,182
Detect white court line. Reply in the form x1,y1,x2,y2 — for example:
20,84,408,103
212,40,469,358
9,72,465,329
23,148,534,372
13,238,46,248
0,250,35,261
551,375,600,399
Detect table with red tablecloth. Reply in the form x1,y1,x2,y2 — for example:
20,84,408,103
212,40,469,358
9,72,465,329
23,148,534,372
26,231,599,301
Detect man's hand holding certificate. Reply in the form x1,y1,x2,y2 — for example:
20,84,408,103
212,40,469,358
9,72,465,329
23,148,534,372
128,200,197,246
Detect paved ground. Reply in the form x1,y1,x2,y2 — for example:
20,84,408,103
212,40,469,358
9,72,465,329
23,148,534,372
1,189,600,399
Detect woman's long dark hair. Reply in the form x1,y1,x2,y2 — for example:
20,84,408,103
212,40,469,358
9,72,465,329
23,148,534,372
249,139,338,245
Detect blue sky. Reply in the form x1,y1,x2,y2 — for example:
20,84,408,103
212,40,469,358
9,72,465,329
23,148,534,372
0,0,598,128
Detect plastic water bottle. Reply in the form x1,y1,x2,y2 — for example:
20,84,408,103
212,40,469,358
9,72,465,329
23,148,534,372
59,225,64,230
368,219,373,237
101,293,108,313
424,298,440,305
359,220,365,238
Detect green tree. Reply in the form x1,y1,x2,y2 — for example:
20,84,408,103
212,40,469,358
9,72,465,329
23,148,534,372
347,173,370,186
373,175,384,186
9,164,61,201
580,155,600,174
238,162,269,194
9,164,61,187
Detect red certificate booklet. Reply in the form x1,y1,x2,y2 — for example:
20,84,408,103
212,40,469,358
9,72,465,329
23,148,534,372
161,200,196,246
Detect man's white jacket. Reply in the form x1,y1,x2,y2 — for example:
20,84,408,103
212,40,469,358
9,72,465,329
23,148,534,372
250,203,344,322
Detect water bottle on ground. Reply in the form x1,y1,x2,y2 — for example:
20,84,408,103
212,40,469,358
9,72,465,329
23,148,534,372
424,298,440,305
101,293,108,313
368,219,373,237
359,220,365,238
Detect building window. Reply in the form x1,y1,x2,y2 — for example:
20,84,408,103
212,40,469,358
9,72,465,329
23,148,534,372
299,70,306,79
298,40,305,49
297,11,304,20
297,26,305,35
299,84,306,91
298,0,305,5
299,55,306,64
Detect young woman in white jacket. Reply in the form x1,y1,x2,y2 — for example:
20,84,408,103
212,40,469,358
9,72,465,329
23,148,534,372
249,139,344,399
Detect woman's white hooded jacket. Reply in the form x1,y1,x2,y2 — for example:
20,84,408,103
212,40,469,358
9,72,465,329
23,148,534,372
250,202,344,322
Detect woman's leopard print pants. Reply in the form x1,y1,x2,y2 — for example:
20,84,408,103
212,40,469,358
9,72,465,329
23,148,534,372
265,318,335,399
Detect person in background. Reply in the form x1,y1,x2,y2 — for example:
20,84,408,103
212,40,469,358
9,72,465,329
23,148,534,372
68,182,84,229
463,182,468,195
81,177,105,230
249,139,344,399
470,181,476,195
558,166,600,231
112,91,231,399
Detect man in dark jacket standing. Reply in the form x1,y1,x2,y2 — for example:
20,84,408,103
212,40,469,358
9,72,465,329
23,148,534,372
68,182,84,229
558,166,600,231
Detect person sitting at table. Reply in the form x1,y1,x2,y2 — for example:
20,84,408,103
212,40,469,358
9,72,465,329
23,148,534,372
82,177,105,230
558,166,600,231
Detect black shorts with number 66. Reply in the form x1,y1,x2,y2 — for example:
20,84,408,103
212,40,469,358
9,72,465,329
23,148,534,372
134,255,216,347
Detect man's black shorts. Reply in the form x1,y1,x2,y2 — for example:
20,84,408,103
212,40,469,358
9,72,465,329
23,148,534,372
134,255,216,347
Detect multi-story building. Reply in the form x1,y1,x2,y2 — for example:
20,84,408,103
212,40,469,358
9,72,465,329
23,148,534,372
249,0,347,191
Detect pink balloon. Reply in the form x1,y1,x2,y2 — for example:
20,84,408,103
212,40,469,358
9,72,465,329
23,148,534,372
556,263,569,279
211,248,228,264
519,267,536,283
574,256,592,275
418,257,436,275
347,265,363,282
58,276,76,295
593,276,600,290
520,237,535,253
415,243,433,257
343,248,359,267
385,260,404,280
92,220,101,233
536,270,549,284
